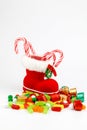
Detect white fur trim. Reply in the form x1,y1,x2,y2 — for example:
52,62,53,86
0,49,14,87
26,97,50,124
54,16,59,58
22,55,53,72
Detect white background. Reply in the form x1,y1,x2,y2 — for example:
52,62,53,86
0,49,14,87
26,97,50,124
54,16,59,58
0,0,87,130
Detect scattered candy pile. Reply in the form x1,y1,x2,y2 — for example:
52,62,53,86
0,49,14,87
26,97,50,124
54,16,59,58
8,86,86,114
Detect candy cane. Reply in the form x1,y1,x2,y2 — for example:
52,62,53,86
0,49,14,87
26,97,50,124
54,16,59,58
14,37,36,56
14,37,64,67
42,49,64,67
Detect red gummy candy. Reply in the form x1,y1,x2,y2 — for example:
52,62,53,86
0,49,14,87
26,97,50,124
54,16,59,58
37,94,47,101
24,103,29,109
50,93,60,102
11,104,20,110
62,102,69,108
73,100,83,111
51,107,62,112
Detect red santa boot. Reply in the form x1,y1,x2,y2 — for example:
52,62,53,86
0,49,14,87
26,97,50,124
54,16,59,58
14,37,63,94
22,56,58,94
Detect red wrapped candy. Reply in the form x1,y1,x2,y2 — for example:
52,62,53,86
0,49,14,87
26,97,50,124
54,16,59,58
73,100,83,111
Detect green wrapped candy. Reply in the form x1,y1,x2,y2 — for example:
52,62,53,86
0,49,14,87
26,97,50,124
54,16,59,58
76,92,84,102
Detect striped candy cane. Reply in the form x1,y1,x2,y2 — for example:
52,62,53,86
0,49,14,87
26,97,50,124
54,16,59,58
14,37,36,56
14,37,64,67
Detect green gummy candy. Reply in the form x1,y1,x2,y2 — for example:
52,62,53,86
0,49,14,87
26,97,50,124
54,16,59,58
27,105,34,113
32,97,37,102
35,101,47,106
16,101,25,105
27,108,33,113
47,101,54,107
71,96,76,102
43,106,49,114
24,93,30,97
8,95,13,102
45,94,51,100
8,101,13,107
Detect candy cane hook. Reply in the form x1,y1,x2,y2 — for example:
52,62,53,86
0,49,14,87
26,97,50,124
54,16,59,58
14,37,36,56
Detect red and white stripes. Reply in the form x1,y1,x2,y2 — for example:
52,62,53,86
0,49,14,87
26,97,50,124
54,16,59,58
14,37,64,67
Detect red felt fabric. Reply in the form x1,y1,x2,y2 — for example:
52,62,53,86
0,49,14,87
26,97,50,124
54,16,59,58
23,69,59,93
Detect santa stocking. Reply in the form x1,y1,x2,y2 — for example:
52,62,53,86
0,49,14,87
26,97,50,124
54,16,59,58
14,37,63,94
